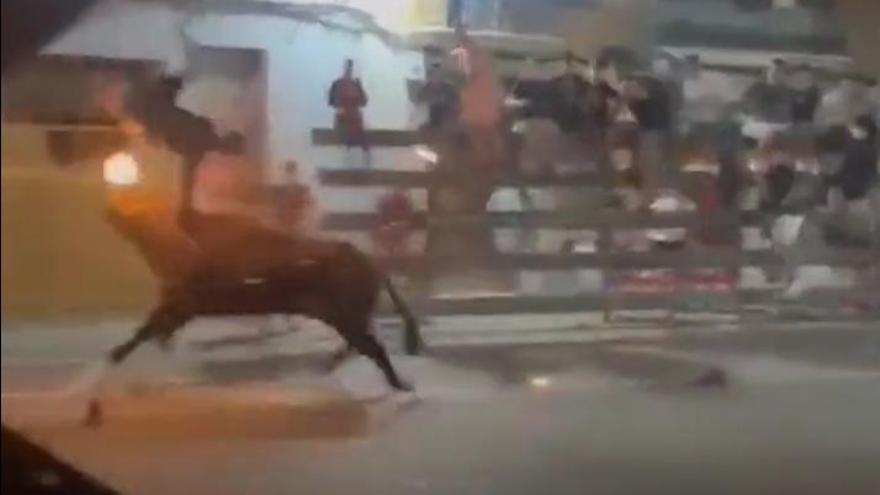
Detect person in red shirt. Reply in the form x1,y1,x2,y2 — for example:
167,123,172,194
328,59,371,167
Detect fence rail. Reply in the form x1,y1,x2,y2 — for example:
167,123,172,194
314,128,877,322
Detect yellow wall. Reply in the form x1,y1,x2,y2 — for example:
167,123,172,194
556,3,654,59
837,0,880,77
1,125,180,323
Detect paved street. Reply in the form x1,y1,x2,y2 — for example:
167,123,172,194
3,318,880,494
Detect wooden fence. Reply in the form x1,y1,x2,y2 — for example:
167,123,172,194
312,128,876,322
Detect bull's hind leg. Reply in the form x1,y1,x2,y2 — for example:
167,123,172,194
339,320,412,392
84,305,190,427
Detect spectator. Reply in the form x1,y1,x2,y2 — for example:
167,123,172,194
630,74,675,193
815,74,876,128
548,52,591,135
788,64,820,124
328,59,371,167
828,115,878,203
374,190,416,258
753,133,797,212
591,59,622,131
417,61,459,131
274,160,317,237
452,25,506,169
681,54,743,131
742,58,793,125
607,125,643,210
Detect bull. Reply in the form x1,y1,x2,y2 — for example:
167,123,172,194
85,197,422,425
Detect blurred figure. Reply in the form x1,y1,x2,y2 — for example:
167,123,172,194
652,55,684,121
815,74,876,128
680,54,740,132
548,52,591,136
824,115,879,245
788,64,820,125
607,125,643,210
274,160,317,238
830,115,878,203
97,73,243,230
374,189,416,259
742,59,793,125
328,59,371,167
752,133,797,213
592,59,623,131
417,61,459,131
452,25,506,169
630,74,675,195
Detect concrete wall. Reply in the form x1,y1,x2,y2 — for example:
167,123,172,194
1,128,180,321
836,0,880,77
2,0,425,321
42,0,424,184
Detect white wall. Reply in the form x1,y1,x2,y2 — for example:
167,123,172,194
43,0,424,197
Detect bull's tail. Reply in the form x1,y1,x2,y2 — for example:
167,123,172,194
383,277,422,355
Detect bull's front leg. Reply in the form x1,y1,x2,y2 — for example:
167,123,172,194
110,305,191,364
84,304,191,427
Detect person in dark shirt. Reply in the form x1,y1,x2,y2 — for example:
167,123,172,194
630,75,673,132
789,64,820,124
418,62,459,130
629,75,675,192
830,114,878,201
548,53,591,135
742,59,794,124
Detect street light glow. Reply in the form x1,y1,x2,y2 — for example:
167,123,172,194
103,151,141,186
530,376,551,388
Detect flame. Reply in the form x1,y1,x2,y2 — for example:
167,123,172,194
103,152,141,186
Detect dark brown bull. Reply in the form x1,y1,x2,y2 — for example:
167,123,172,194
87,198,422,425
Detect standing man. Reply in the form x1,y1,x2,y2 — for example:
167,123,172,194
328,59,371,167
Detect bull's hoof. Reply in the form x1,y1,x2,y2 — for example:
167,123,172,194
404,335,424,356
83,400,103,428
156,333,175,353
392,379,414,393
690,367,728,389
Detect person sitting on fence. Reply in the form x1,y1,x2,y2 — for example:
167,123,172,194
328,59,371,167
